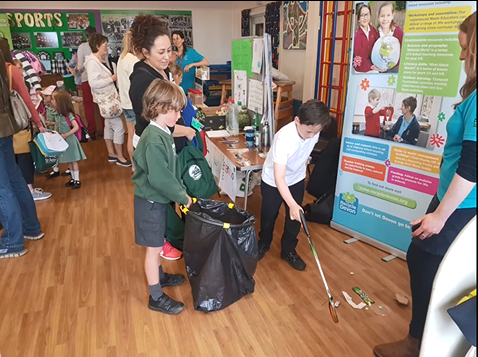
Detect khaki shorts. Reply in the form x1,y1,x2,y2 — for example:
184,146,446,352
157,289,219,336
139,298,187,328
104,117,125,144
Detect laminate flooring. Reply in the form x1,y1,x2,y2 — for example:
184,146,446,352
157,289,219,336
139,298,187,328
0,138,411,357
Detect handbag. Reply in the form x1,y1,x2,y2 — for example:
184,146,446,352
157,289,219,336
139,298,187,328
8,65,31,132
13,127,32,154
96,87,123,119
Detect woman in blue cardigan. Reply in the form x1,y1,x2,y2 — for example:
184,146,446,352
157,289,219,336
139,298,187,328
384,96,420,146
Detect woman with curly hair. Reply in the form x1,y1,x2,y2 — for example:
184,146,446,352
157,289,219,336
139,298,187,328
129,14,195,149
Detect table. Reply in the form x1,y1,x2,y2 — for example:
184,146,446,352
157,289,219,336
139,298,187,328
218,79,296,132
206,134,268,211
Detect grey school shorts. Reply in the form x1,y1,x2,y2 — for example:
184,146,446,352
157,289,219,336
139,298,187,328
134,196,166,248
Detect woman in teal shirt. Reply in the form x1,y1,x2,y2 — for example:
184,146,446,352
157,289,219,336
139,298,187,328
374,12,476,357
172,31,209,93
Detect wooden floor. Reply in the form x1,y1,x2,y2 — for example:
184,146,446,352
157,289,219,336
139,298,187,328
0,139,412,357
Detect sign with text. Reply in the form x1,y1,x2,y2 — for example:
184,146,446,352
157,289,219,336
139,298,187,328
332,1,475,255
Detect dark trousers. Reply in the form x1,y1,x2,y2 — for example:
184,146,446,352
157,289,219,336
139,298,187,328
15,153,34,185
407,195,476,340
407,243,444,340
259,179,305,254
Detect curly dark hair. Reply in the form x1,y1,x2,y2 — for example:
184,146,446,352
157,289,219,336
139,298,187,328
130,14,169,56
89,33,108,53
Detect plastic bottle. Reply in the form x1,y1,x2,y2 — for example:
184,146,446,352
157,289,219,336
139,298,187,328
253,110,261,148
262,121,270,147
226,99,239,136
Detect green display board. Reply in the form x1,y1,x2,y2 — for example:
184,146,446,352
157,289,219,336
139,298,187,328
232,39,253,78
0,14,12,44
0,10,97,60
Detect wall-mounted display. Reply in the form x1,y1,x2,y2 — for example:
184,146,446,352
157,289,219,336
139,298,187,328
11,32,31,49
35,32,59,48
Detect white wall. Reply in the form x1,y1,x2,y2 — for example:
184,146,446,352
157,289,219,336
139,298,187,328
235,1,311,102
1,1,324,103
0,1,239,64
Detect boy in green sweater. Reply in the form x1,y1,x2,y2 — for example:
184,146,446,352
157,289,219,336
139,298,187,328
132,79,192,314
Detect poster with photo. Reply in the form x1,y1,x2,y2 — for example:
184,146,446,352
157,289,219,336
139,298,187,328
34,32,59,48
61,32,83,47
169,15,193,47
11,33,32,49
100,11,193,54
332,1,476,256
352,1,406,73
67,13,90,30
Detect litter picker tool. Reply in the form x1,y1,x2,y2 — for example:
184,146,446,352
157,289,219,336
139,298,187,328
299,211,339,323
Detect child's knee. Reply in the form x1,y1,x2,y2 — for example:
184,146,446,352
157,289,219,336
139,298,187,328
146,246,163,255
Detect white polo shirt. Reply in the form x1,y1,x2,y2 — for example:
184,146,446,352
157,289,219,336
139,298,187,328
262,121,320,187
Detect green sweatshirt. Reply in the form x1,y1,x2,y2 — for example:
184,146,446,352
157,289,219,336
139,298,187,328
132,124,189,206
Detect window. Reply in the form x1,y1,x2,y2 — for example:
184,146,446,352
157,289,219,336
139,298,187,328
251,14,265,37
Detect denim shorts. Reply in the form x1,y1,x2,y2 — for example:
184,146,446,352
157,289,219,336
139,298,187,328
123,109,136,124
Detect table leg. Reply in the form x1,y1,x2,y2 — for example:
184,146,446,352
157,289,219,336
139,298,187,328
243,170,252,211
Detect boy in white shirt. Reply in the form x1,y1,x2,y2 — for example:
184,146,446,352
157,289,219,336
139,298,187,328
258,100,331,270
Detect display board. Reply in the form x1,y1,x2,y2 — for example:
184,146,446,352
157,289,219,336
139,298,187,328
0,9,99,60
100,10,193,54
331,1,476,257
0,14,12,44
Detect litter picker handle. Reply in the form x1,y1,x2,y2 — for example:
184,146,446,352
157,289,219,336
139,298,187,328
299,210,310,237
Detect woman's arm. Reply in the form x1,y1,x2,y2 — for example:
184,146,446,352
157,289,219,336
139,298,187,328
412,141,476,238
184,58,210,73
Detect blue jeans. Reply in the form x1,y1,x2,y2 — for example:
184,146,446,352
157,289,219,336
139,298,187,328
0,136,42,249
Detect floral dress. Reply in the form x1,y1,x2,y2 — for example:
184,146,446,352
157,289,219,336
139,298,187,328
47,108,87,163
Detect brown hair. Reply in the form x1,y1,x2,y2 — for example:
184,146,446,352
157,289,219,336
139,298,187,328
52,91,75,118
297,99,331,127
88,33,108,53
84,26,97,39
142,79,187,121
455,12,476,108
402,96,417,113
378,2,399,31
0,38,14,64
356,3,371,23
169,64,182,77
130,14,169,57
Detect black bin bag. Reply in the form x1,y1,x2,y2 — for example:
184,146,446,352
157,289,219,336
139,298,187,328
182,199,258,313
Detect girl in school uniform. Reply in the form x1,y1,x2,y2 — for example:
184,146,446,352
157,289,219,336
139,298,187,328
376,1,404,72
45,91,87,189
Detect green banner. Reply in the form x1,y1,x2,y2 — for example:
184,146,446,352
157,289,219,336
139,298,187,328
0,11,97,60
397,35,463,97
0,14,12,44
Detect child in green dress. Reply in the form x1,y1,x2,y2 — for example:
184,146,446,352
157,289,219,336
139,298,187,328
46,91,87,189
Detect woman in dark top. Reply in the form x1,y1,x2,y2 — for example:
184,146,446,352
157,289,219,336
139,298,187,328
384,96,420,146
373,12,477,357
129,15,195,148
